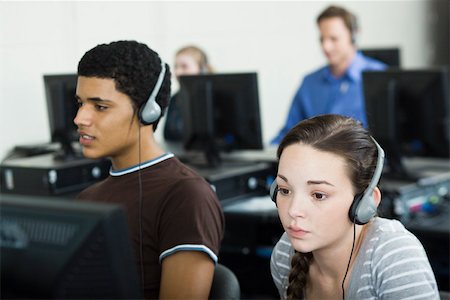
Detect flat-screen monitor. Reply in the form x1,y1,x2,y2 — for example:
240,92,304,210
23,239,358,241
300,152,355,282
44,74,79,160
179,73,263,167
361,48,401,68
363,68,449,180
0,194,141,299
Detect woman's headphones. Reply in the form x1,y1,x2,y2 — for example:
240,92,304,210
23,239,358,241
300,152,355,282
270,137,385,225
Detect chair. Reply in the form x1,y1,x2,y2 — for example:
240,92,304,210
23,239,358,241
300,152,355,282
360,47,401,68
209,264,241,300
440,290,450,300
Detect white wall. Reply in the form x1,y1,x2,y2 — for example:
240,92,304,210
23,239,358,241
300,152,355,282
0,1,435,160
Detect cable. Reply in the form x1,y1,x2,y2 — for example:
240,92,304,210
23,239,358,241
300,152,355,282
342,219,356,300
138,127,145,298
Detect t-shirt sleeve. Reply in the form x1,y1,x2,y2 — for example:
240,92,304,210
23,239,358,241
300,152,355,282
157,177,225,263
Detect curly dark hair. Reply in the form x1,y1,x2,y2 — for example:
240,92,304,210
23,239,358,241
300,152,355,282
277,114,379,299
77,40,171,131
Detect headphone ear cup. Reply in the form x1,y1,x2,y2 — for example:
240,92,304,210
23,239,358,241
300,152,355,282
139,61,166,125
139,98,161,125
269,180,278,203
348,192,363,223
349,190,376,225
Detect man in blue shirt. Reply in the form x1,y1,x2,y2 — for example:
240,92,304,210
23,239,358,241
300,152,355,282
271,5,386,145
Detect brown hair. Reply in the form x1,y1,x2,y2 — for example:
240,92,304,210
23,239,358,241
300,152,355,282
277,114,378,299
176,45,213,73
317,5,358,43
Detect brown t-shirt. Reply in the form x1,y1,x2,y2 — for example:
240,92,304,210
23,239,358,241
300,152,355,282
76,153,225,299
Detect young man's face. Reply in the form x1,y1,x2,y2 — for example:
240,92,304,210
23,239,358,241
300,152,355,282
319,16,355,70
74,76,140,162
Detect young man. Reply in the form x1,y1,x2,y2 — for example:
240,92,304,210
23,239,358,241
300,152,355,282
74,40,224,299
271,5,387,145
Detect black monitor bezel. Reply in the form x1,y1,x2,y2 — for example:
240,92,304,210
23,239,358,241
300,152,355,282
0,194,141,299
43,74,79,158
178,72,263,167
363,67,449,180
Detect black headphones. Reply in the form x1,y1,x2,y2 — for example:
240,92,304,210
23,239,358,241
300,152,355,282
138,60,166,125
349,13,358,45
270,137,385,225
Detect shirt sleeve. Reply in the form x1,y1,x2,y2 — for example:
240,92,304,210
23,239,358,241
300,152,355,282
157,177,225,263
371,231,440,299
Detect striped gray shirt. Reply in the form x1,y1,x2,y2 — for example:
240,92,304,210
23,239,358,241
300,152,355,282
270,217,439,299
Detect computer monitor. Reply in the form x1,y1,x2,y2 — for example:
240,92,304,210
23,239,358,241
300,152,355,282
363,68,449,180
361,48,401,68
0,194,141,299
179,73,263,167
44,74,79,159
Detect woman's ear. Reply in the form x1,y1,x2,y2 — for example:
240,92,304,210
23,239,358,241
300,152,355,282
373,187,382,208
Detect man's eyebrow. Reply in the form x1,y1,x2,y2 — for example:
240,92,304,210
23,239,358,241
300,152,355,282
75,95,113,103
307,180,335,187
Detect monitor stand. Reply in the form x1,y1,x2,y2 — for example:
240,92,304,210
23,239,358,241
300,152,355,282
180,142,223,169
204,145,222,168
381,140,421,182
384,159,420,182
53,139,83,162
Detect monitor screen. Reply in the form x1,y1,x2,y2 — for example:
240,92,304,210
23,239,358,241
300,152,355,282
179,73,263,167
363,68,449,180
0,194,141,299
361,48,401,68
44,74,79,159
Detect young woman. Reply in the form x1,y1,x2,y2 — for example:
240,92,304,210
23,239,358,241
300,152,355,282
270,114,439,299
164,45,213,141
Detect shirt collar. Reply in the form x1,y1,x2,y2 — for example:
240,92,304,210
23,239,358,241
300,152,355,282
321,51,365,82
110,152,174,176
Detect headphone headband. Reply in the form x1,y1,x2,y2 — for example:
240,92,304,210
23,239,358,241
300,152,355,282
270,136,385,225
149,61,166,103
367,137,385,192
139,60,166,125
348,136,385,224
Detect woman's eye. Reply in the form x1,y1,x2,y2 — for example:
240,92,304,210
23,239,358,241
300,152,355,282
95,105,108,111
278,188,291,196
313,193,327,200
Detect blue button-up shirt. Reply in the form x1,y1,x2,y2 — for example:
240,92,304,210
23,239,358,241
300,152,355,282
271,52,387,145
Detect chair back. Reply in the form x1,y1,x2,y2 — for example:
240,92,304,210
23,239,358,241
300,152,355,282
209,264,240,300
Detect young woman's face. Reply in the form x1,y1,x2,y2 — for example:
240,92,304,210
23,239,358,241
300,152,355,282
275,143,355,253
174,53,202,79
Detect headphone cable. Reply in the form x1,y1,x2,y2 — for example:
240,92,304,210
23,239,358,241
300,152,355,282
138,127,145,298
342,219,356,300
